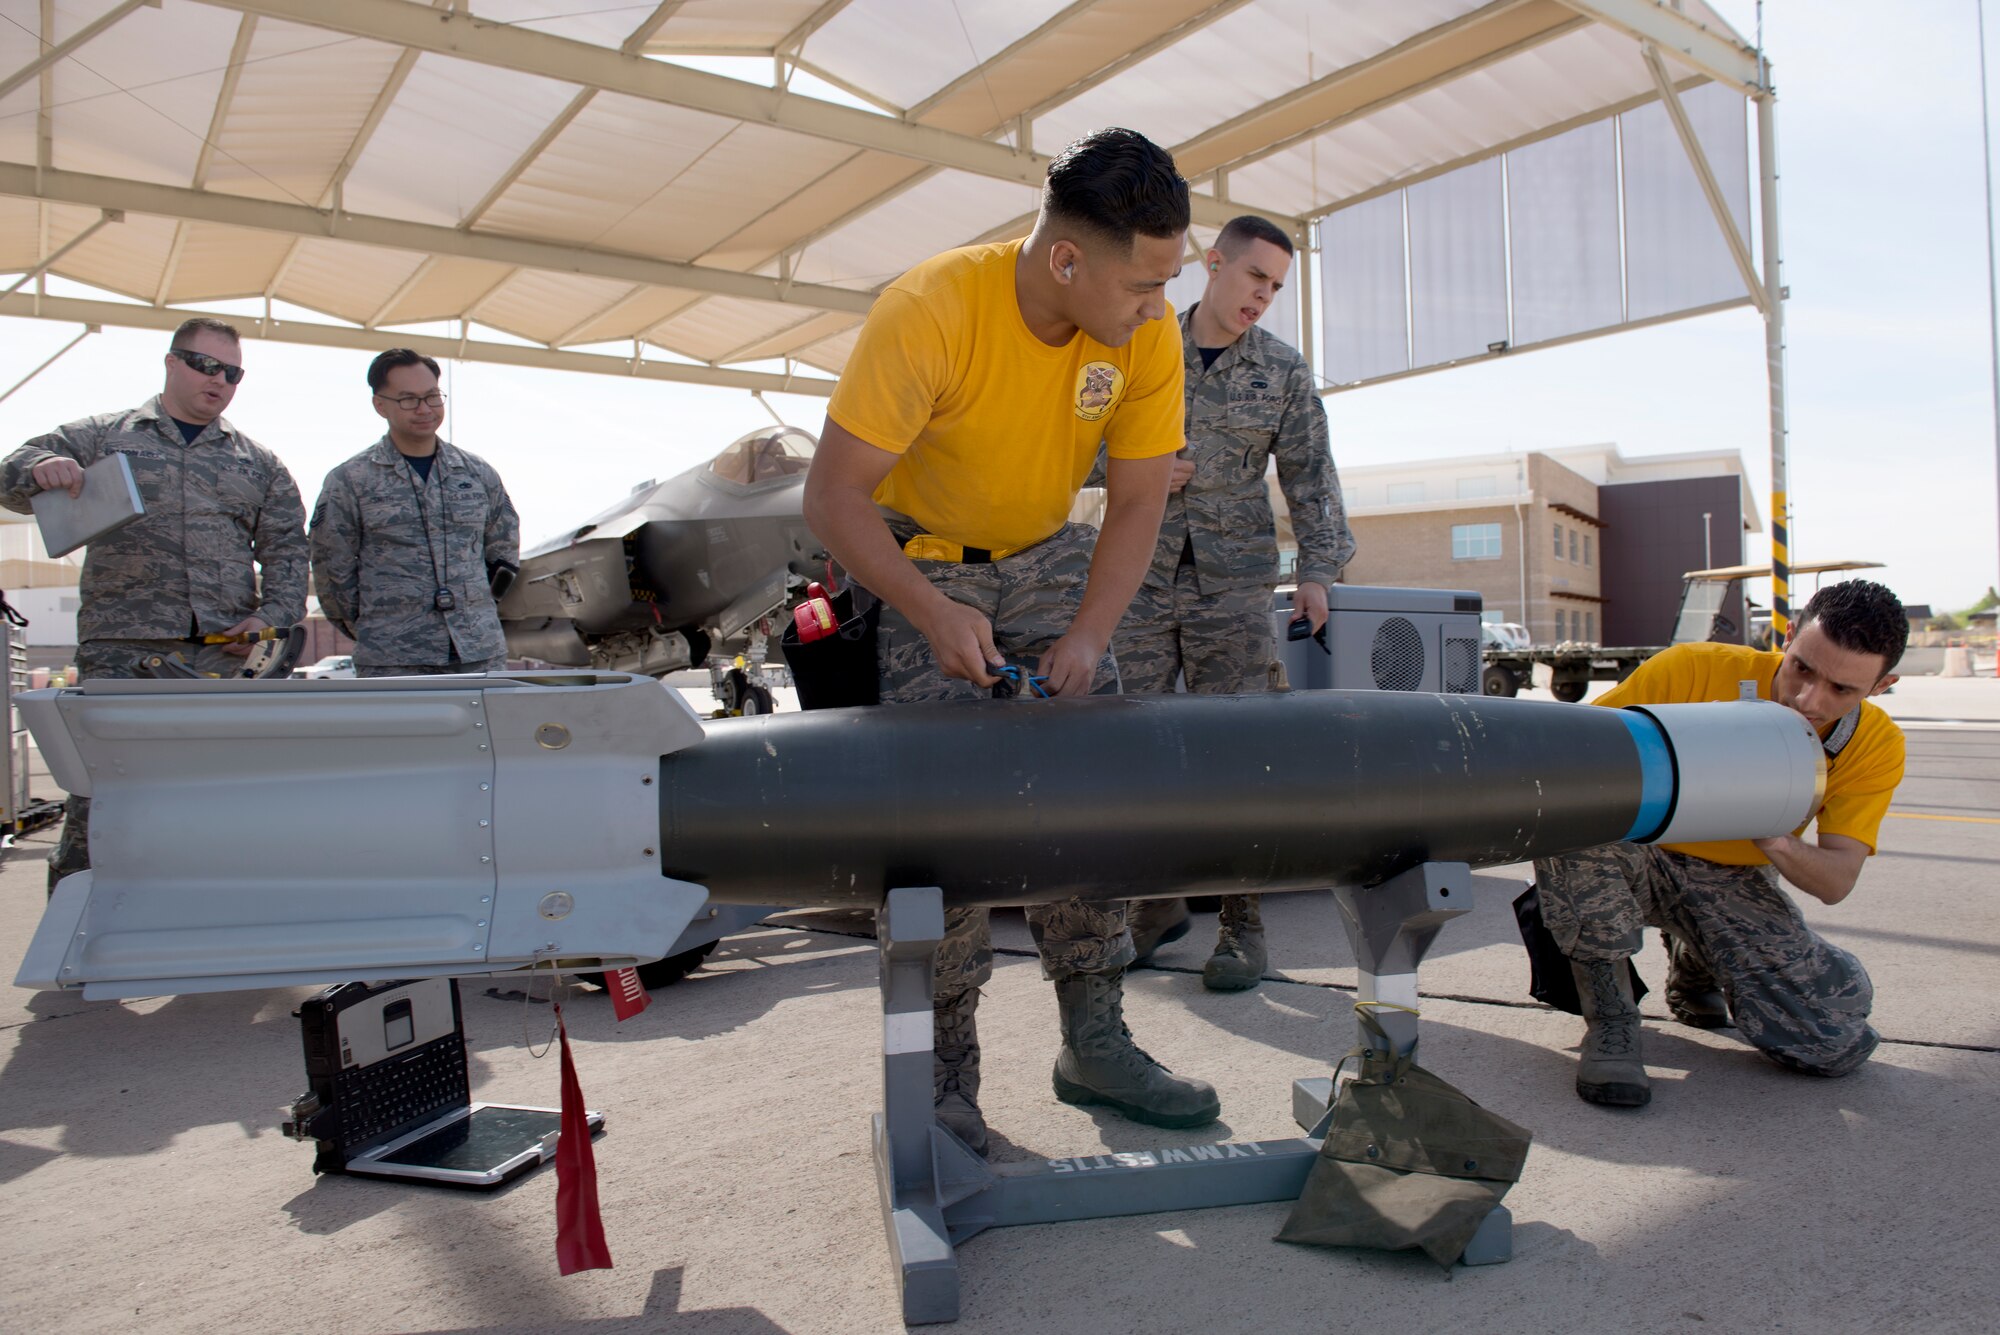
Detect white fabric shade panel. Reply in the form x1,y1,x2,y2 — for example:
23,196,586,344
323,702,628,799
1318,79,1756,386
0,0,1765,393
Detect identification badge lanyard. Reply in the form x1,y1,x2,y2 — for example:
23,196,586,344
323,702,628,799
403,454,454,612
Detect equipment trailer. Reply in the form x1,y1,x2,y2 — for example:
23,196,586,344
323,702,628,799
1479,558,1885,700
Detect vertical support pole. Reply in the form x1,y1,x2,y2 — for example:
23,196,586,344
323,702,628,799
879,887,942,1199
1980,0,2000,609
1757,89,1791,643
36,0,54,201
872,886,960,1325
1292,220,1316,374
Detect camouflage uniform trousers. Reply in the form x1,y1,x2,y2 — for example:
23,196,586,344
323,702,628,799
48,638,241,891
1118,565,1279,933
1114,561,1278,695
872,521,1133,1002
357,656,507,678
1534,841,1878,1076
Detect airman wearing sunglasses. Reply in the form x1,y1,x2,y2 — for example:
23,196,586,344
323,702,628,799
1,315,309,891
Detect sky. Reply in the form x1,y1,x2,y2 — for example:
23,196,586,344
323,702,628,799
1,0,1997,613
1324,0,2000,615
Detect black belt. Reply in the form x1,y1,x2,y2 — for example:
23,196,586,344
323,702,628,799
900,534,1020,563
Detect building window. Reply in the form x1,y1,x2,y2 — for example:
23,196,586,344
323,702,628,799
1583,533,1593,567
1584,611,1595,643
1568,529,1579,562
1456,475,1497,499
1552,522,1564,558
1451,523,1502,560
1388,481,1425,505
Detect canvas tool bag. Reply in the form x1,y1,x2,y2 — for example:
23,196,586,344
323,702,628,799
1278,1005,1532,1268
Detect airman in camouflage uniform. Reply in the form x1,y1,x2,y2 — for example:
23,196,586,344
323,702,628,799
872,513,1220,1153
310,349,519,677
1535,843,1878,1080
0,317,308,891
1117,216,1354,991
1532,582,1910,1108
878,517,1131,994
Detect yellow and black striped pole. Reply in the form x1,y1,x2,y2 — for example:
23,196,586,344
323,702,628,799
1758,85,1791,645
1770,489,1790,645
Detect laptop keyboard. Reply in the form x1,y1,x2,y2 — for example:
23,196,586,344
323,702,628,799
335,1033,471,1147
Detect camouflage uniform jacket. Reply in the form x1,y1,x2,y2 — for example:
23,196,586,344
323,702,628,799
0,395,308,641
1158,304,1354,594
310,437,520,668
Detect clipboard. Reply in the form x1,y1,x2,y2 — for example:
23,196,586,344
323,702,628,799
30,453,145,557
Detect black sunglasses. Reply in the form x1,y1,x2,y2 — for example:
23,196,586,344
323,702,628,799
169,347,245,384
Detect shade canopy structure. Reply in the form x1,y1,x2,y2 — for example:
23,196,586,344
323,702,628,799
0,0,1767,381
0,0,1798,627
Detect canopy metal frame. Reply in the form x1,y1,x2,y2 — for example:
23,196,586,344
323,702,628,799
0,0,1791,623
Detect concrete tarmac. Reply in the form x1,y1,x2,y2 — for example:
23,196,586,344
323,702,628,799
0,677,1994,1333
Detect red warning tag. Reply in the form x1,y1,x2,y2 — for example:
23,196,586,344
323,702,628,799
605,967,651,1022
553,1001,613,1275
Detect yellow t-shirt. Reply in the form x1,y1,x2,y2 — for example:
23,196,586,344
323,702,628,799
1597,642,1905,864
826,239,1185,553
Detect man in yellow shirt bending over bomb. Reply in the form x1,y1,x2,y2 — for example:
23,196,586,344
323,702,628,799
803,128,1217,1156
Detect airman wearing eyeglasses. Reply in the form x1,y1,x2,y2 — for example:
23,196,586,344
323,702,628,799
309,348,520,678
1,315,310,892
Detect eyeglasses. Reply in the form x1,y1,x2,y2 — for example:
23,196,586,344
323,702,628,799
376,391,446,411
168,347,244,384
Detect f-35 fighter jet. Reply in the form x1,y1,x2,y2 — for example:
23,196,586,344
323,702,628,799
498,425,827,702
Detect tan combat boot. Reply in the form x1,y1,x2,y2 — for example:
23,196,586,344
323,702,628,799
1127,898,1191,965
933,988,988,1156
1663,933,1729,1029
1571,958,1651,1107
1201,895,1268,992
1052,971,1222,1129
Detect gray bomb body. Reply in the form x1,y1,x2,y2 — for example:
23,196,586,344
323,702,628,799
12,673,1821,997
660,690,1822,910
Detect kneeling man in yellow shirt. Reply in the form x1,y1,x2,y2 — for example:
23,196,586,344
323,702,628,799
1535,580,1908,1107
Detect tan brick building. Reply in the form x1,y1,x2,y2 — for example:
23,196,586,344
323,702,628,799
1280,445,1759,647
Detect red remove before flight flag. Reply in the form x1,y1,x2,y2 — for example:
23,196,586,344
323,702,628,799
605,967,651,1022
553,1001,613,1274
